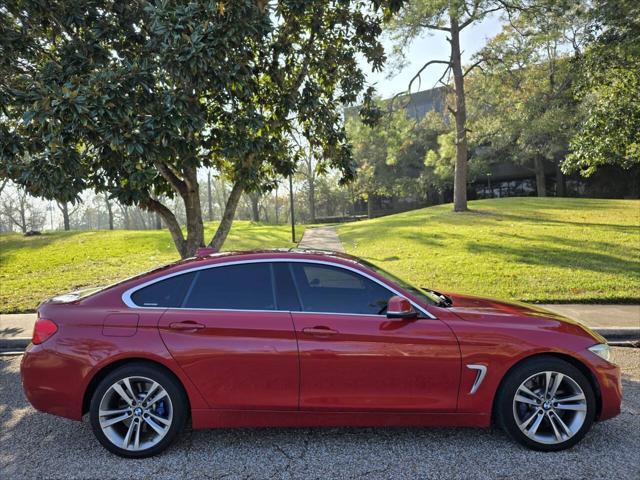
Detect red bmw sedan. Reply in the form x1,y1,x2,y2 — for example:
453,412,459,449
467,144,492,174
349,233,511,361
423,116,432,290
21,250,621,457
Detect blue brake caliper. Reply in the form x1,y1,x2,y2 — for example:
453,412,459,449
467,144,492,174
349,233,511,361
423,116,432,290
155,400,166,417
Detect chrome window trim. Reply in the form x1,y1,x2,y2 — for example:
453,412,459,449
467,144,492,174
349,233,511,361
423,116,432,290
121,258,436,319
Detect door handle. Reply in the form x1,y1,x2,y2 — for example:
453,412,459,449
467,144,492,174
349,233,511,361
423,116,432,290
302,326,338,336
169,321,205,331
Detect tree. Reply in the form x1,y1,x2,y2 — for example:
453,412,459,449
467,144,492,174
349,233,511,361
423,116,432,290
1,186,46,233
387,0,505,211
468,1,590,196
1,1,401,257
247,192,262,222
564,0,640,176
346,105,440,216
56,201,81,231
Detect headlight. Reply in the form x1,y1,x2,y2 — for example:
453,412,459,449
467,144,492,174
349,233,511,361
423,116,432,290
588,343,614,364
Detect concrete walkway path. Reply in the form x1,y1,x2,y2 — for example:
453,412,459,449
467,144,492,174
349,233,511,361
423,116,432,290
538,304,640,329
298,226,344,252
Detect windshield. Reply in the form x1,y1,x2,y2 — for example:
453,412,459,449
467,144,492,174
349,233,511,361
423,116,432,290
359,259,443,306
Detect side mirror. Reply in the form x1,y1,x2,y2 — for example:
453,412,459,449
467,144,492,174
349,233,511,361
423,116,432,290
386,295,418,320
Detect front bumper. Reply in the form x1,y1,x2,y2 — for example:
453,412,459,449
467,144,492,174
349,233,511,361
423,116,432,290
584,352,622,421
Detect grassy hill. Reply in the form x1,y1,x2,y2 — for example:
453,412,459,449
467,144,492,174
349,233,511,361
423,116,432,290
337,197,640,303
0,221,303,313
1,198,638,313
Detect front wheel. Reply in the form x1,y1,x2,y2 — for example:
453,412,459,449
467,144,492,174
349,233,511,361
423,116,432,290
89,362,188,458
496,356,596,451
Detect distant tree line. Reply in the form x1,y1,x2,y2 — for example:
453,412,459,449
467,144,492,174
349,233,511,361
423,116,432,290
345,0,639,213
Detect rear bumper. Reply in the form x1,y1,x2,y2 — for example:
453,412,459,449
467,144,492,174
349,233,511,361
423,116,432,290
20,344,84,421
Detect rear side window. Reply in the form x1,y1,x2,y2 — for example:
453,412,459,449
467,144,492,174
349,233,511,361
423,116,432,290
290,263,392,315
183,263,276,310
130,272,196,308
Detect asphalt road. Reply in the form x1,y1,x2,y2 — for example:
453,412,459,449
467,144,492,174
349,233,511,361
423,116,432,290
1,348,639,480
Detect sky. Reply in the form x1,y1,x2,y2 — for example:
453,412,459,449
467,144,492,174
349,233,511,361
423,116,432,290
363,13,505,99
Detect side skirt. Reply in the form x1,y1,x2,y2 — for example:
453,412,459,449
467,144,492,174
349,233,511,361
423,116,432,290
191,409,491,429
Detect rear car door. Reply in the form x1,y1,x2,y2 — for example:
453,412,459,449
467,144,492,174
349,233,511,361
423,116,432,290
132,262,299,410
287,261,460,412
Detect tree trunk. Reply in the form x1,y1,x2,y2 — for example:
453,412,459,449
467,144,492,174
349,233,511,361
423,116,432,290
182,166,205,257
18,201,27,233
308,177,316,223
555,163,565,196
534,158,547,197
307,159,316,223
119,204,130,229
208,182,243,251
450,15,469,212
143,198,188,258
105,196,114,230
57,202,71,230
367,194,374,219
249,193,260,222
136,208,147,229
207,169,214,221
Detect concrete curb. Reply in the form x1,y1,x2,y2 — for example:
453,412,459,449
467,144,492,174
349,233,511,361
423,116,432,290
1,329,638,352
593,328,640,342
0,337,31,350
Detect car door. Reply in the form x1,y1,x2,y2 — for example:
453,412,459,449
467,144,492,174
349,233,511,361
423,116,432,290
143,262,298,410
287,261,461,412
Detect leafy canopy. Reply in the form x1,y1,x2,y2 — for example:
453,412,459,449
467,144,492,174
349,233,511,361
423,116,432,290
0,0,403,255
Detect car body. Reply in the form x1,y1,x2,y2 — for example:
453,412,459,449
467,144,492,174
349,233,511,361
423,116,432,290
21,249,622,456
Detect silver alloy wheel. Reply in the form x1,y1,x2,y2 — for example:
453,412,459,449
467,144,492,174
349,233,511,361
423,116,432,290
98,376,173,451
512,370,587,445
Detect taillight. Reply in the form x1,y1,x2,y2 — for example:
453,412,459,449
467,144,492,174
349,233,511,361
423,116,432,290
32,318,58,345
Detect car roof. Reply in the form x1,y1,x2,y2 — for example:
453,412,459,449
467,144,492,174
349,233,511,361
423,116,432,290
190,248,362,265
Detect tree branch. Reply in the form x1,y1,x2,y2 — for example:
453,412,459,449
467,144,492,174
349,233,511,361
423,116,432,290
420,23,450,32
460,6,503,30
463,60,484,77
408,60,452,93
154,162,188,198
140,197,187,257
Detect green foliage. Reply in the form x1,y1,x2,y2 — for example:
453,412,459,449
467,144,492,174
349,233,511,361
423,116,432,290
424,131,456,186
564,0,640,176
468,5,585,171
338,197,640,303
0,0,402,255
346,107,419,199
0,221,304,313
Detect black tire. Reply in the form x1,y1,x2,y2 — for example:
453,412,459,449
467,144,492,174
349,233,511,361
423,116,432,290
89,362,188,458
495,356,596,452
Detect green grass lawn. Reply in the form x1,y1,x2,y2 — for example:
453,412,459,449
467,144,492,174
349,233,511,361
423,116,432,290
337,197,640,303
0,221,303,313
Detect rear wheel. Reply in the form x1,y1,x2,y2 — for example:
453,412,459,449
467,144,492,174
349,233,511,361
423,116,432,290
496,356,596,451
89,363,187,458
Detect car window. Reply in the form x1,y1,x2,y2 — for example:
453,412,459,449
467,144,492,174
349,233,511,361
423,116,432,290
130,272,196,308
183,263,276,310
290,263,392,315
